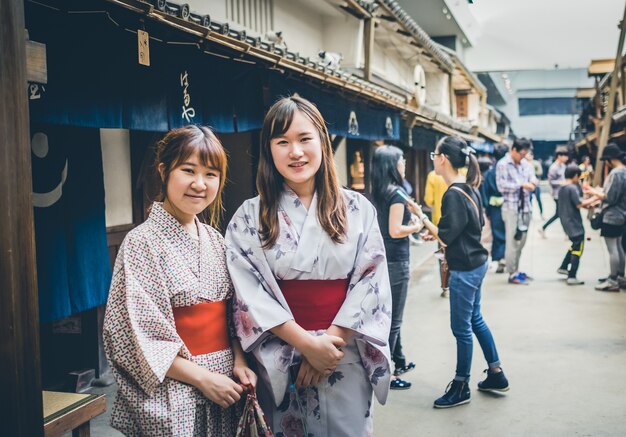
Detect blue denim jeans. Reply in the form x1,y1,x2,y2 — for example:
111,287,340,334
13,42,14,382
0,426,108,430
387,261,410,369
489,207,506,262
449,261,501,381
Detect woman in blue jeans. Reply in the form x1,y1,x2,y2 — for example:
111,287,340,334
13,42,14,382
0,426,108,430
371,146,422,390
410,136,509,408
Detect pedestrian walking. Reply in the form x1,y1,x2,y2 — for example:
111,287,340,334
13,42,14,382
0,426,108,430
555,165,596,285
539,149,569,237
371,145,421,390
495,138,539,285
480,144,508,273
410,136,508,408
225,96,392,436
103,126,257,436
579,155,594,185
527,150,544,219
584,143,626,292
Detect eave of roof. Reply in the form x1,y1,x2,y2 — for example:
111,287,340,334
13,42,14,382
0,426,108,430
100,0,474,140
375,0,455,73
436,43,486,96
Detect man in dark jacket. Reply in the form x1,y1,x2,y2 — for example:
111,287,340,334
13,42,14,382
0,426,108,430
481,144,509,273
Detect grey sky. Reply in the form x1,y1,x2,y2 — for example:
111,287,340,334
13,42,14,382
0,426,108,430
465,0,625,71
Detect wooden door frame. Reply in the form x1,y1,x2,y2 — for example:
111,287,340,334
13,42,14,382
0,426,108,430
0,0,44,434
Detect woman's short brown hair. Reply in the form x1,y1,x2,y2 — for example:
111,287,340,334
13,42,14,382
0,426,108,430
155,125,228,228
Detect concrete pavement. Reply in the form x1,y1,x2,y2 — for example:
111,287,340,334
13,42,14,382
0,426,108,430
374,202,626,436
80,196,626,437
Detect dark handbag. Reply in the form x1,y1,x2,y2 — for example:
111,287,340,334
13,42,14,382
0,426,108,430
235,387,274,437
590,209,604,230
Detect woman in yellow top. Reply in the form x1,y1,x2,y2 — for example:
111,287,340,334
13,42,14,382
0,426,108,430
424,170,448,225
425,168,468,225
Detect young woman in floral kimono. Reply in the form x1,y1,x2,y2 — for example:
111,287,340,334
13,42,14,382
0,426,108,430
225,96,392,437
103,125,256,436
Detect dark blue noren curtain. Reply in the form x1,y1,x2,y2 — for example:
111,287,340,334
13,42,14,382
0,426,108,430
26,4,264,133
268,74,401,141
31,125,111,323
409,125,440,151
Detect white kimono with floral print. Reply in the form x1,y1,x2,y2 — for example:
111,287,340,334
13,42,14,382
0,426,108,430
225,188,391,437
103,202,239,436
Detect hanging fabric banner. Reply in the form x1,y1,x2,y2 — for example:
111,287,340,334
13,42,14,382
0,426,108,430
268,74,401,141
31,125,112,323
26,3,264,134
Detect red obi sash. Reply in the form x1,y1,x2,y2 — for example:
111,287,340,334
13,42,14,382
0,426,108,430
278,279,348,331
172,301,230,356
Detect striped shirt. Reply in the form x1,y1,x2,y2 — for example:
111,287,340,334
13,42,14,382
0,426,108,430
495,154,537,212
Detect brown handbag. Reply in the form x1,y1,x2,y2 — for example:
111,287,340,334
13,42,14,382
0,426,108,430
436,247,450,289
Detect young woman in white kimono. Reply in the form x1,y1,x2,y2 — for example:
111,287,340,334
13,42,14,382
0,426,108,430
226,96,392,437
103,125,256,436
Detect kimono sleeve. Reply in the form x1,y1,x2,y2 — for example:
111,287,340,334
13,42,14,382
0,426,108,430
103,233,184,396
332,195,392,404
332,197,391,346
225,202,293,352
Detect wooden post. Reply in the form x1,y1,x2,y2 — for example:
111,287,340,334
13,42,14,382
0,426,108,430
449,74,456,117
0,0,44,435
363,18,374,81
593,3,626,186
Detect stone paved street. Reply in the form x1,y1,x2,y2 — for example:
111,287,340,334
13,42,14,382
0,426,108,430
82,197,626,437
375,202,626,437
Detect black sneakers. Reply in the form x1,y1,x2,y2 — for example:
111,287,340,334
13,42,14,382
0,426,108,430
390,378,412,390
433,380,470,408
477,368,510,393
393,361,416,377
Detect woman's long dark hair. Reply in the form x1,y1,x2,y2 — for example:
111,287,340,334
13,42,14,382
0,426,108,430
370,145,404,208
256,96,347,249
436,136,481,188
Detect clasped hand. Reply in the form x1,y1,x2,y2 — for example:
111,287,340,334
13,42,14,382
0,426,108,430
197,364,257,409
301,333,345,375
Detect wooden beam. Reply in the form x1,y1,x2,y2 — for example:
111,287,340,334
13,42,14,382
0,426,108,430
593,2,626,186
25,32,47,84
363,18,374,81
0,0,44,435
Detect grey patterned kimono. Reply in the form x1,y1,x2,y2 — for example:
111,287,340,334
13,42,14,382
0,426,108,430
225,187,391,437
103,203,239,436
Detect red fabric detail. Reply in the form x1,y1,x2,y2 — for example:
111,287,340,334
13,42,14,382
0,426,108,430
173,301,230,356
278,279,348,331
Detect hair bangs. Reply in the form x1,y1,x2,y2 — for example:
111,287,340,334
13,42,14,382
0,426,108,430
172,128,227,177
267,99,298,141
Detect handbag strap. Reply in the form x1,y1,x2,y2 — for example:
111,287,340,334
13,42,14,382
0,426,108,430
449,186,480,219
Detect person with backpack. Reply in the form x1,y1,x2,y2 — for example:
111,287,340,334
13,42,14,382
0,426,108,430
409,136,509,408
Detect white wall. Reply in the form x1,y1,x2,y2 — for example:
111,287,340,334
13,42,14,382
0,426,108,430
100,129,132,227
273,0,325,59
185,0,228,22
322,16,362,69
372,42,414,92
467,93,481,125
425,72,451,114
